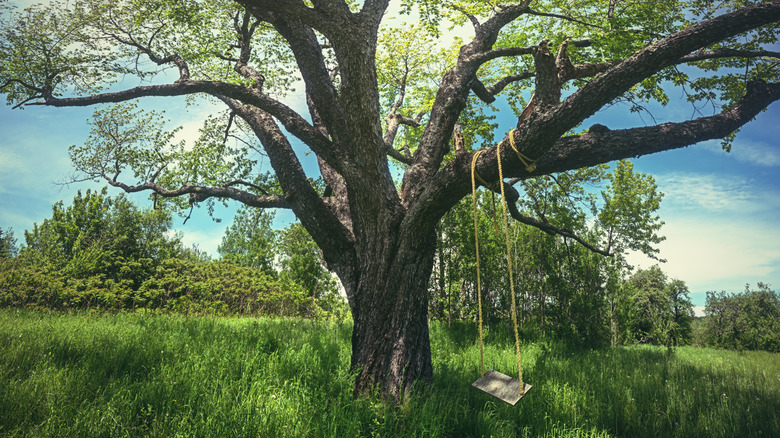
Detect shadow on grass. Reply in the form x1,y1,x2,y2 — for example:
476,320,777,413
2,312,778,438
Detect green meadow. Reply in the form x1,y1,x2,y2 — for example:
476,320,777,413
1,310,777,437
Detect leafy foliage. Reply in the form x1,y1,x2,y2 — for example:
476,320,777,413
20,187,183,287
277,223,338,300
0,227,16,258
628,265,694,347
218,205,277,273
701,283,780,352
1,190,345,318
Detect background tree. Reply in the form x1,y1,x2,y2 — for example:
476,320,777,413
0,227,16,258
20,188,184,287
628,265,694,347
277,222,337,300
218,205,277,274
431,159,662,347
703,283,780,352
666,279,694,347
2,0,779,400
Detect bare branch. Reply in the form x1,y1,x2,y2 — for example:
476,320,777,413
526,8,604,30
105,177,290,209
27,79,342,172
221,179,270,195
507,200,612,257
678,48,780,64
486,72,535,96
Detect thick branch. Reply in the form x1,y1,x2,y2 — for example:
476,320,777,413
472,46,535,64
538,80,780,174
402,1,532,204
222,97,357,272
411,80,780,247
547,1,780,145
264,12,349,150
485,72,535,96
238,0,337,37
27,79,343,173
678,48,780,63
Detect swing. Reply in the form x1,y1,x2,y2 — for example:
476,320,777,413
469,132,533,406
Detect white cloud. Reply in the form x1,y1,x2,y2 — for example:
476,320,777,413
177,227,227,258
627,170,780,301
627,213,780,298
653,172,777,214
701,139,780,167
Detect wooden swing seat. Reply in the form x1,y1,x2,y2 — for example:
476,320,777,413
472,369,532,406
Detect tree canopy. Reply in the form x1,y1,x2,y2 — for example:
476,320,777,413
2,0,779,400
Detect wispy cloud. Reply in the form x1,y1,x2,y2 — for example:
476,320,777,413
701,139,780,167
628,170,780,301
654,172,762,213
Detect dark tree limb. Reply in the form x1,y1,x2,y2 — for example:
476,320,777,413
104,177,289,209
263,12,348,151
485,72,535,96
411,79,780,242
506,192,612,257
402,1,532,204
678,48,780,63
544,1,780,146
221,97,357,275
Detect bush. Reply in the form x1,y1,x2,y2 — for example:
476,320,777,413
0,257,346,319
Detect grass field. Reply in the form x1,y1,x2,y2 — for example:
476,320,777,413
1,310,778,437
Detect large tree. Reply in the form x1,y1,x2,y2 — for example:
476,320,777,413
2,0,779,400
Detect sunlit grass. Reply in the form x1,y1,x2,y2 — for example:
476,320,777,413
1,310,777,437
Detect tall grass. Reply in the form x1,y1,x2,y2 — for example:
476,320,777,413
1,310,777,437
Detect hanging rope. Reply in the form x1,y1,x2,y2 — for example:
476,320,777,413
471,133,526,396
471,150,486,378
497,138,525,396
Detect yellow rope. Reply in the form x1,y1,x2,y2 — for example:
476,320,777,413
472,132,527,396
470,150,485,378
496,139,525,395
508,128,537,173
471,150,502,235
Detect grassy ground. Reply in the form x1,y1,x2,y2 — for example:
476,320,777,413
1,310,777,437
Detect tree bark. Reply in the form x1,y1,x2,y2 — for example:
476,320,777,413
347,230,437,400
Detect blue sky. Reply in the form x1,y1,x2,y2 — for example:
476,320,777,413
1,2,779,310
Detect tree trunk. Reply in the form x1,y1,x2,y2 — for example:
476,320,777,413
347,230,437,401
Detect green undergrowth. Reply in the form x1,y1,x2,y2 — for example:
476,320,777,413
1,310,777,437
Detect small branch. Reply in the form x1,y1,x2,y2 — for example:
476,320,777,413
221,179,270,195
526,8,604,30
450,3,482,31
485,72,535,96
472,46,535,64
501,181,612,256
678,48,780,64
104,176,290,209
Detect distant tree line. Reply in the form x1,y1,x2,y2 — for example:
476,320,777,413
1,180,775,353
0,188,344,319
